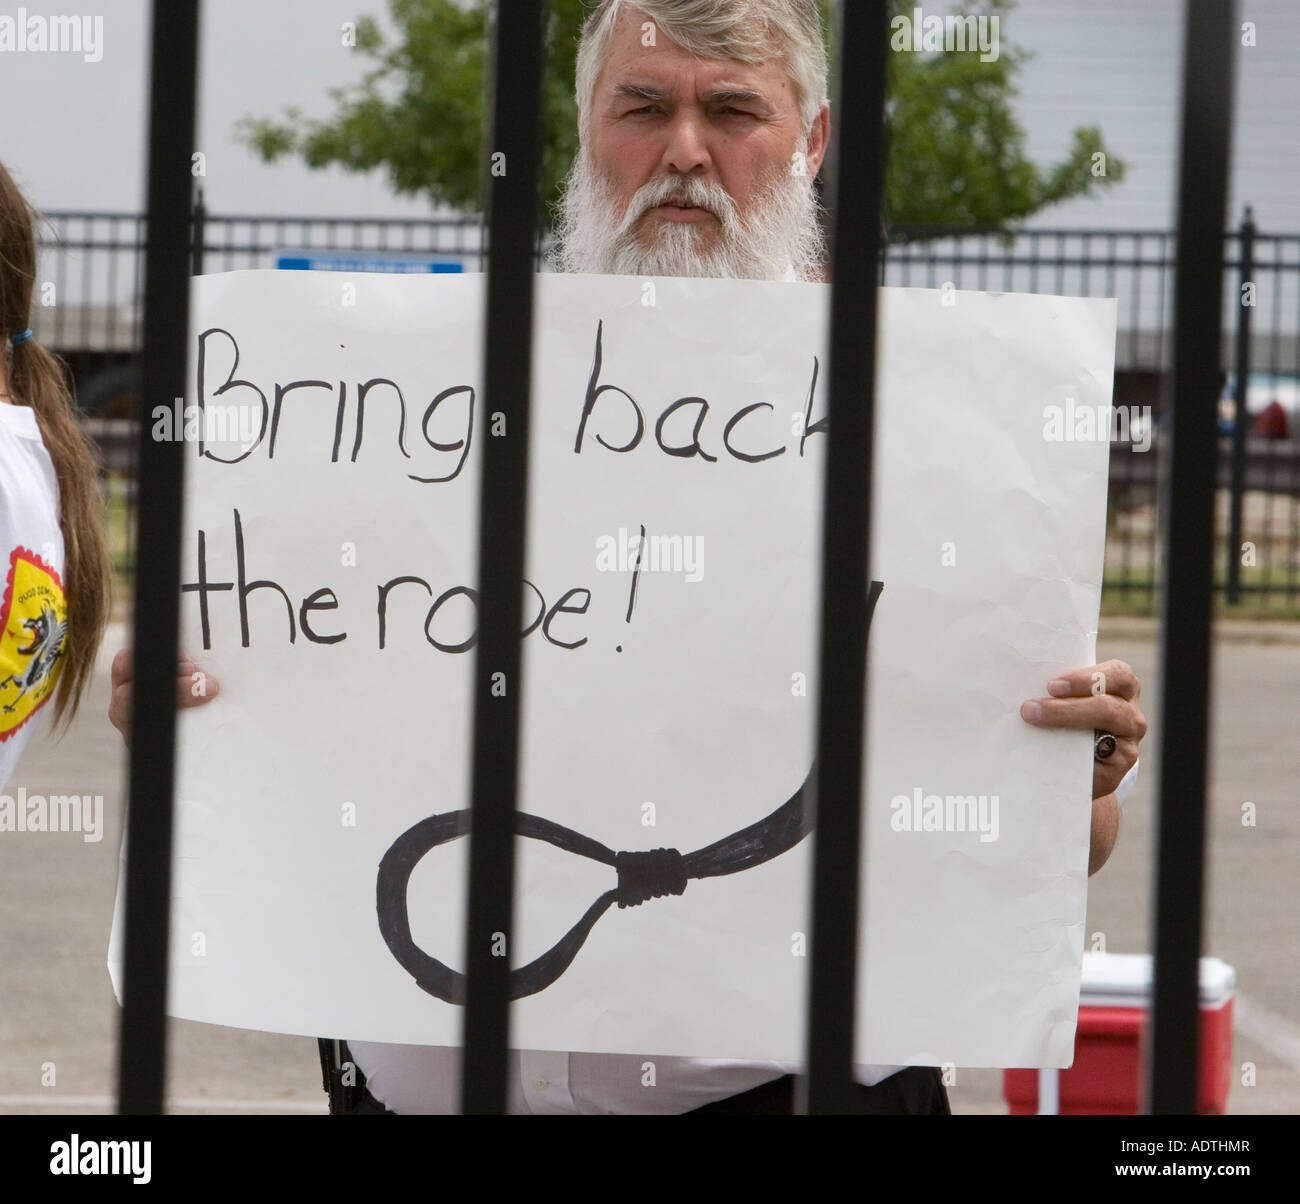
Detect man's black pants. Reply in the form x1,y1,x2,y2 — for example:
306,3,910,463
688,1067,950,1115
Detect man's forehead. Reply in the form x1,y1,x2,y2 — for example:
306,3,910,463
595,4,791,105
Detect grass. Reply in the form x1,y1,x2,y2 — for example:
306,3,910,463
1103,567,1300,622
1102,485,1300,619
104,471,135,619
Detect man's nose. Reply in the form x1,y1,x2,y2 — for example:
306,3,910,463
659,111,712,177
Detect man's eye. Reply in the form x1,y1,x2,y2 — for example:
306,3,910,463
719,106,755,117
628,105,661,116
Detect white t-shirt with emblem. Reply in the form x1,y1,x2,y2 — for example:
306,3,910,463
0,401,66,792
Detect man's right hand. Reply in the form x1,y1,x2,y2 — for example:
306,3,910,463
108,648,220,747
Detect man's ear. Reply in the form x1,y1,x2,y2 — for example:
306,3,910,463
804,103,830,177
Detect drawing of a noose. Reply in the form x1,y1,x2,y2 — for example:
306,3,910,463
376,580,884,1003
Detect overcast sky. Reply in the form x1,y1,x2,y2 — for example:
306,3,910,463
1,0,1297,231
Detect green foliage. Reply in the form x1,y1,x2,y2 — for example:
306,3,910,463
879,0,1126,228
235,0,584,215
235,0,1126,232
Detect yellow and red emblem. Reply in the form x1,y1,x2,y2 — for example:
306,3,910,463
0,547,67,741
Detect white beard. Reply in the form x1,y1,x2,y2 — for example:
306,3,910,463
553,145,826,281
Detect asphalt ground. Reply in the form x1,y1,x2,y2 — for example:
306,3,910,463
1,621,1295,1115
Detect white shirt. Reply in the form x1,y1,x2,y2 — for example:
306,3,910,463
1115,758,1139,805
348,1041,911,1115
0,400,66,793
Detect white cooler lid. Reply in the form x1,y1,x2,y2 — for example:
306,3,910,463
1080,952,1236,1007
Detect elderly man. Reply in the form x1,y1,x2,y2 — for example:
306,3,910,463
111,0,1146,1114
552,0,830,282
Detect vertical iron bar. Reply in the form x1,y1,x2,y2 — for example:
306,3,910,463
1153,231,1172,609
116,0,201,1115
78,219,92,352
191,187,207,277
106,215,120,350
55,223,68,348
800,0,890,1115
1121,235,1143,595
1146,0,1237,1115
1227,208,1254,603
459,0,545,1115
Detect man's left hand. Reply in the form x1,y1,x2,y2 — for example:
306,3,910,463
1019,658,1147,800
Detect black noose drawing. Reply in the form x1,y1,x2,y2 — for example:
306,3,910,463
376,580,885,1004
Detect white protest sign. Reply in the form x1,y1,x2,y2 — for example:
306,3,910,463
108,272,1115,1067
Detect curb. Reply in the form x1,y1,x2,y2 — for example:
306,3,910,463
1100,616,1300,645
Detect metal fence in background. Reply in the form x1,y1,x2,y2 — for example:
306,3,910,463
885,218,1300,610
42,207,1300,608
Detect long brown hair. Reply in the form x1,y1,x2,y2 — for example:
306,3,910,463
0,160,111,727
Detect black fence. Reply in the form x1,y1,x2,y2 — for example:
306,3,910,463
47,0,1245,1121
39,207,1300,610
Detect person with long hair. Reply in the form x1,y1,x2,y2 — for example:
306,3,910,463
0,160,112,790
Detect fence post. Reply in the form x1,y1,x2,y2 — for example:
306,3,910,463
800,0,890,1114
191,185,207,277
1146,0,1237,1115
117,0,201,1115
459,0,545,1115
1226,207,1255,604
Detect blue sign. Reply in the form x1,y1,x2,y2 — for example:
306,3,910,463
274,251,465,274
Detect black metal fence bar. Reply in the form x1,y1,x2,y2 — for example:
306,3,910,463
459,1,545,1116
1228,211,1256,602
1146,0,1237,1115
801,0,889,1114
40,216,1300,303
116,0,200,1114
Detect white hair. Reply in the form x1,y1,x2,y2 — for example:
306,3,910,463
553,140,827,280
573,0,829,142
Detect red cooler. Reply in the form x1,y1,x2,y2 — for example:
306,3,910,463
1003,952,1236,1114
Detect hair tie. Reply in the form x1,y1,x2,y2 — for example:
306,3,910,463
10,329,32,346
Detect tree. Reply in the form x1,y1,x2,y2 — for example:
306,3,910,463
235,0,582,220
235,0,1125,231
881,0,1125,228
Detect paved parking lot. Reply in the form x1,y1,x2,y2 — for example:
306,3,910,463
1,622,1296,1114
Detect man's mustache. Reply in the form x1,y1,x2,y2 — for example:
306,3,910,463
622,176,735,229
554,142,825,281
